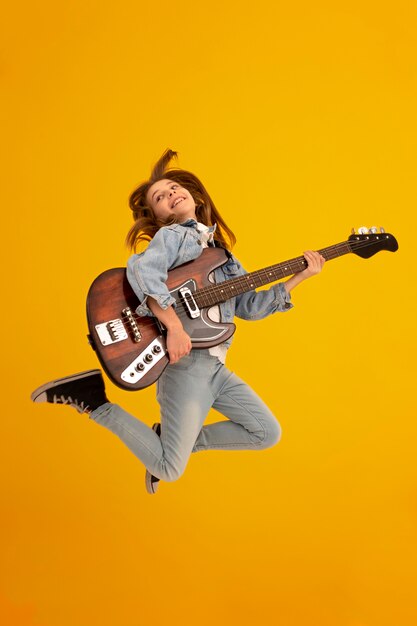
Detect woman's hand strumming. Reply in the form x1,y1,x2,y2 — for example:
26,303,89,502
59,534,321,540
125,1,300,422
166,326,192,364
147,297,192,364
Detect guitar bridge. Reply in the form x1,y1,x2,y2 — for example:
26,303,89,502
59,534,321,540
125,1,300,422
95,319,128,346
122,307,142,343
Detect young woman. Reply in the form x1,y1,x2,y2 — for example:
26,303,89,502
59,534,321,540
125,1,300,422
31,149,325,494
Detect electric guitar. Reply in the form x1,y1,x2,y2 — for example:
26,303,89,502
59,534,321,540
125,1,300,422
86,228,398,391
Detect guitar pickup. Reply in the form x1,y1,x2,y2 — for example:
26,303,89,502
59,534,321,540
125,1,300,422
179,286,200,319
95,319,128,346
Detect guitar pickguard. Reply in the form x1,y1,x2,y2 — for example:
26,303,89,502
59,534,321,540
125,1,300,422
170,279,231,343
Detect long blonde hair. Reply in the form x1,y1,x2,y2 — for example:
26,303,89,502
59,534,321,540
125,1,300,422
126,149,236,251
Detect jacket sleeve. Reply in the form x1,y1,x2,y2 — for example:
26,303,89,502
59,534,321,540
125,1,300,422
126,227,182,317
231,256,294,321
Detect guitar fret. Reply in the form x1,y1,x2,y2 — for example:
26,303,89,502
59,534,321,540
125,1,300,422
205,290,217,305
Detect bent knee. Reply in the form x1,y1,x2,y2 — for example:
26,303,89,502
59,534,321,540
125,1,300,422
261,419,282,448
158,462,186,483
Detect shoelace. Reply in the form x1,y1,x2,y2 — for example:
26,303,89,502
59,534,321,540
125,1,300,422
52,394,90,414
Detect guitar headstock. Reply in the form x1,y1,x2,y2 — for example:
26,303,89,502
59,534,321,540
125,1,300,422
348,227,399,258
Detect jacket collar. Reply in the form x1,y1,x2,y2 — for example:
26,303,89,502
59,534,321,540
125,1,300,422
180,218,217,235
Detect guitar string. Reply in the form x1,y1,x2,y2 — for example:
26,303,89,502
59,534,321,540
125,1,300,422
194,238,387,295
125,236,395,323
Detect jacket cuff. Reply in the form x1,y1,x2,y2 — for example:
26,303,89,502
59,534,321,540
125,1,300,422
135,293,177,317
274,283,293,311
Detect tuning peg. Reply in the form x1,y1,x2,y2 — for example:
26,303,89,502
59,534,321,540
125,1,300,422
351,227,356,234
358,226,369,234
380,226,385,233
369,226,378,233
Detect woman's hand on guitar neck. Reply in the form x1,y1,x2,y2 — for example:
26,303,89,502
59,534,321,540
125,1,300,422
147,297,192,364
284,250,325,294
299,250,326,279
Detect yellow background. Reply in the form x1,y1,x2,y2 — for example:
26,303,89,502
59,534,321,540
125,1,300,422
1,1,416,625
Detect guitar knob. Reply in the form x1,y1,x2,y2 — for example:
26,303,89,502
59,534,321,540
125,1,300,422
152,345,162,355
144,353,153,364
135,362,145,372
369,226,378,233
358,226,369,234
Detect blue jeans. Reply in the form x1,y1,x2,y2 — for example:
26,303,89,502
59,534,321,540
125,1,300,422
90,350,281,481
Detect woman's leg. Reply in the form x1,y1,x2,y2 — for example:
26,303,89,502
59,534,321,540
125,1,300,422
90,352,216,481
192,357,281,452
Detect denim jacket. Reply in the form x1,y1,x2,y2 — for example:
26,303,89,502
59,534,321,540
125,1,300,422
126,219,293,349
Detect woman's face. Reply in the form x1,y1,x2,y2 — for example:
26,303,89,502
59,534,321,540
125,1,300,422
146,179,197,222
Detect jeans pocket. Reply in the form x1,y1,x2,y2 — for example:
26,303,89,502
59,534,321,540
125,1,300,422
167,352,196,371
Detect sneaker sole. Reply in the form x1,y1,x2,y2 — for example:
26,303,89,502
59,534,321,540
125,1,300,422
31,369,102,403
145,471,158,495
145,423,161,495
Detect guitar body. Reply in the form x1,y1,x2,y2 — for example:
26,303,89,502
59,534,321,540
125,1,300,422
86,248,236,391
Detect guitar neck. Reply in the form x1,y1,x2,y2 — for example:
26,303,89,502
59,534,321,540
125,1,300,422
195,240,351,308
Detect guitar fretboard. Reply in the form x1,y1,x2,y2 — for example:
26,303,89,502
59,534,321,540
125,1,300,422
194,241,351,308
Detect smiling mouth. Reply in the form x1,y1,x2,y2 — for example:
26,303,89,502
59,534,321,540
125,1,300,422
172,197,186,208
